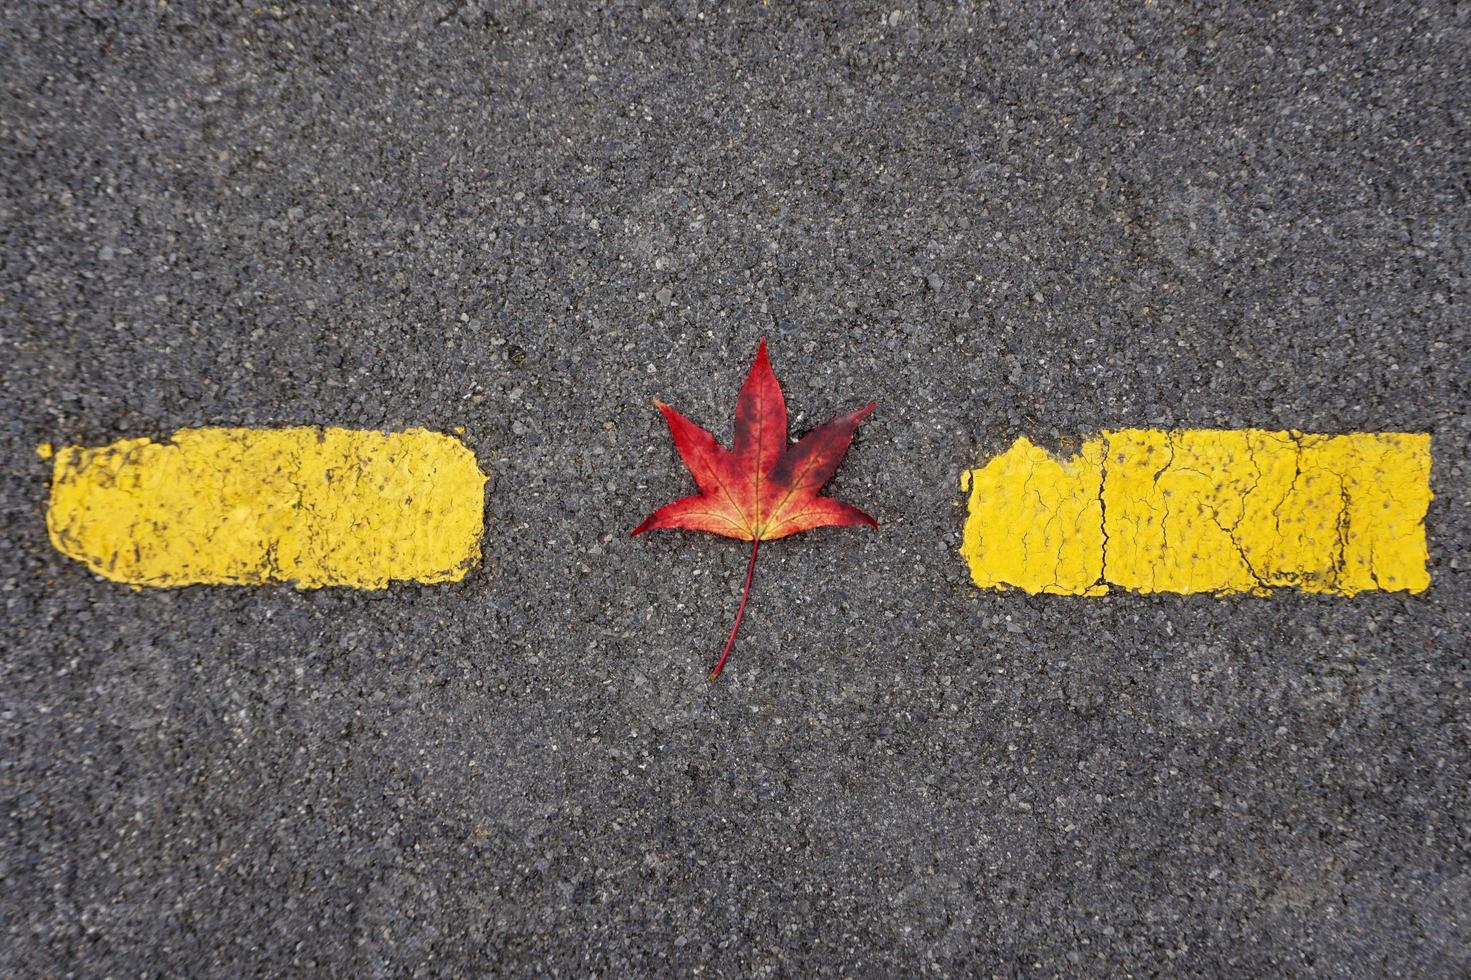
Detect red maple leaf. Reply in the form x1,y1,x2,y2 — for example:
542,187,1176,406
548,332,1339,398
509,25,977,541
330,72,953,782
633,338,877,680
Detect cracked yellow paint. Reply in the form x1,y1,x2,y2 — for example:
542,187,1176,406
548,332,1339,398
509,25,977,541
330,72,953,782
958,436,1107,595
961,430,1430,596
45,427,486,589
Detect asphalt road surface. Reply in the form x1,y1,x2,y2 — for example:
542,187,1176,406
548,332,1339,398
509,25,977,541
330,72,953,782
3,1,1468,975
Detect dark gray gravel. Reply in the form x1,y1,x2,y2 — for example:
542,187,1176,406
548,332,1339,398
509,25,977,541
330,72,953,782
3,1,1468,975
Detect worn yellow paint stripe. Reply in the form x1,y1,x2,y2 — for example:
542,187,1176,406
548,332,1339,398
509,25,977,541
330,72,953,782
44,427,486,589
960,430,1430,596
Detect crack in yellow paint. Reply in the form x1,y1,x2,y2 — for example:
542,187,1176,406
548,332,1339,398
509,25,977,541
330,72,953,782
45,427,487,589
960,430,1431,596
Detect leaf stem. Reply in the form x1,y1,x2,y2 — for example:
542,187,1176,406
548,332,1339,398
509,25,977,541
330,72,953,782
709,537,760,681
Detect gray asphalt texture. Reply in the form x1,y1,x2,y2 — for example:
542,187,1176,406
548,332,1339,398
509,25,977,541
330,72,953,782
3,1,1468,976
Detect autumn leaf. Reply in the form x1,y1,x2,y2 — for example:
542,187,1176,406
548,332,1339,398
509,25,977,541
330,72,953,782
633,338,877,680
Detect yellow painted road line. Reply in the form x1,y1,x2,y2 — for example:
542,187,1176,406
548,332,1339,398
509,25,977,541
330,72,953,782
43,427,486,589
960,430,1431,597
